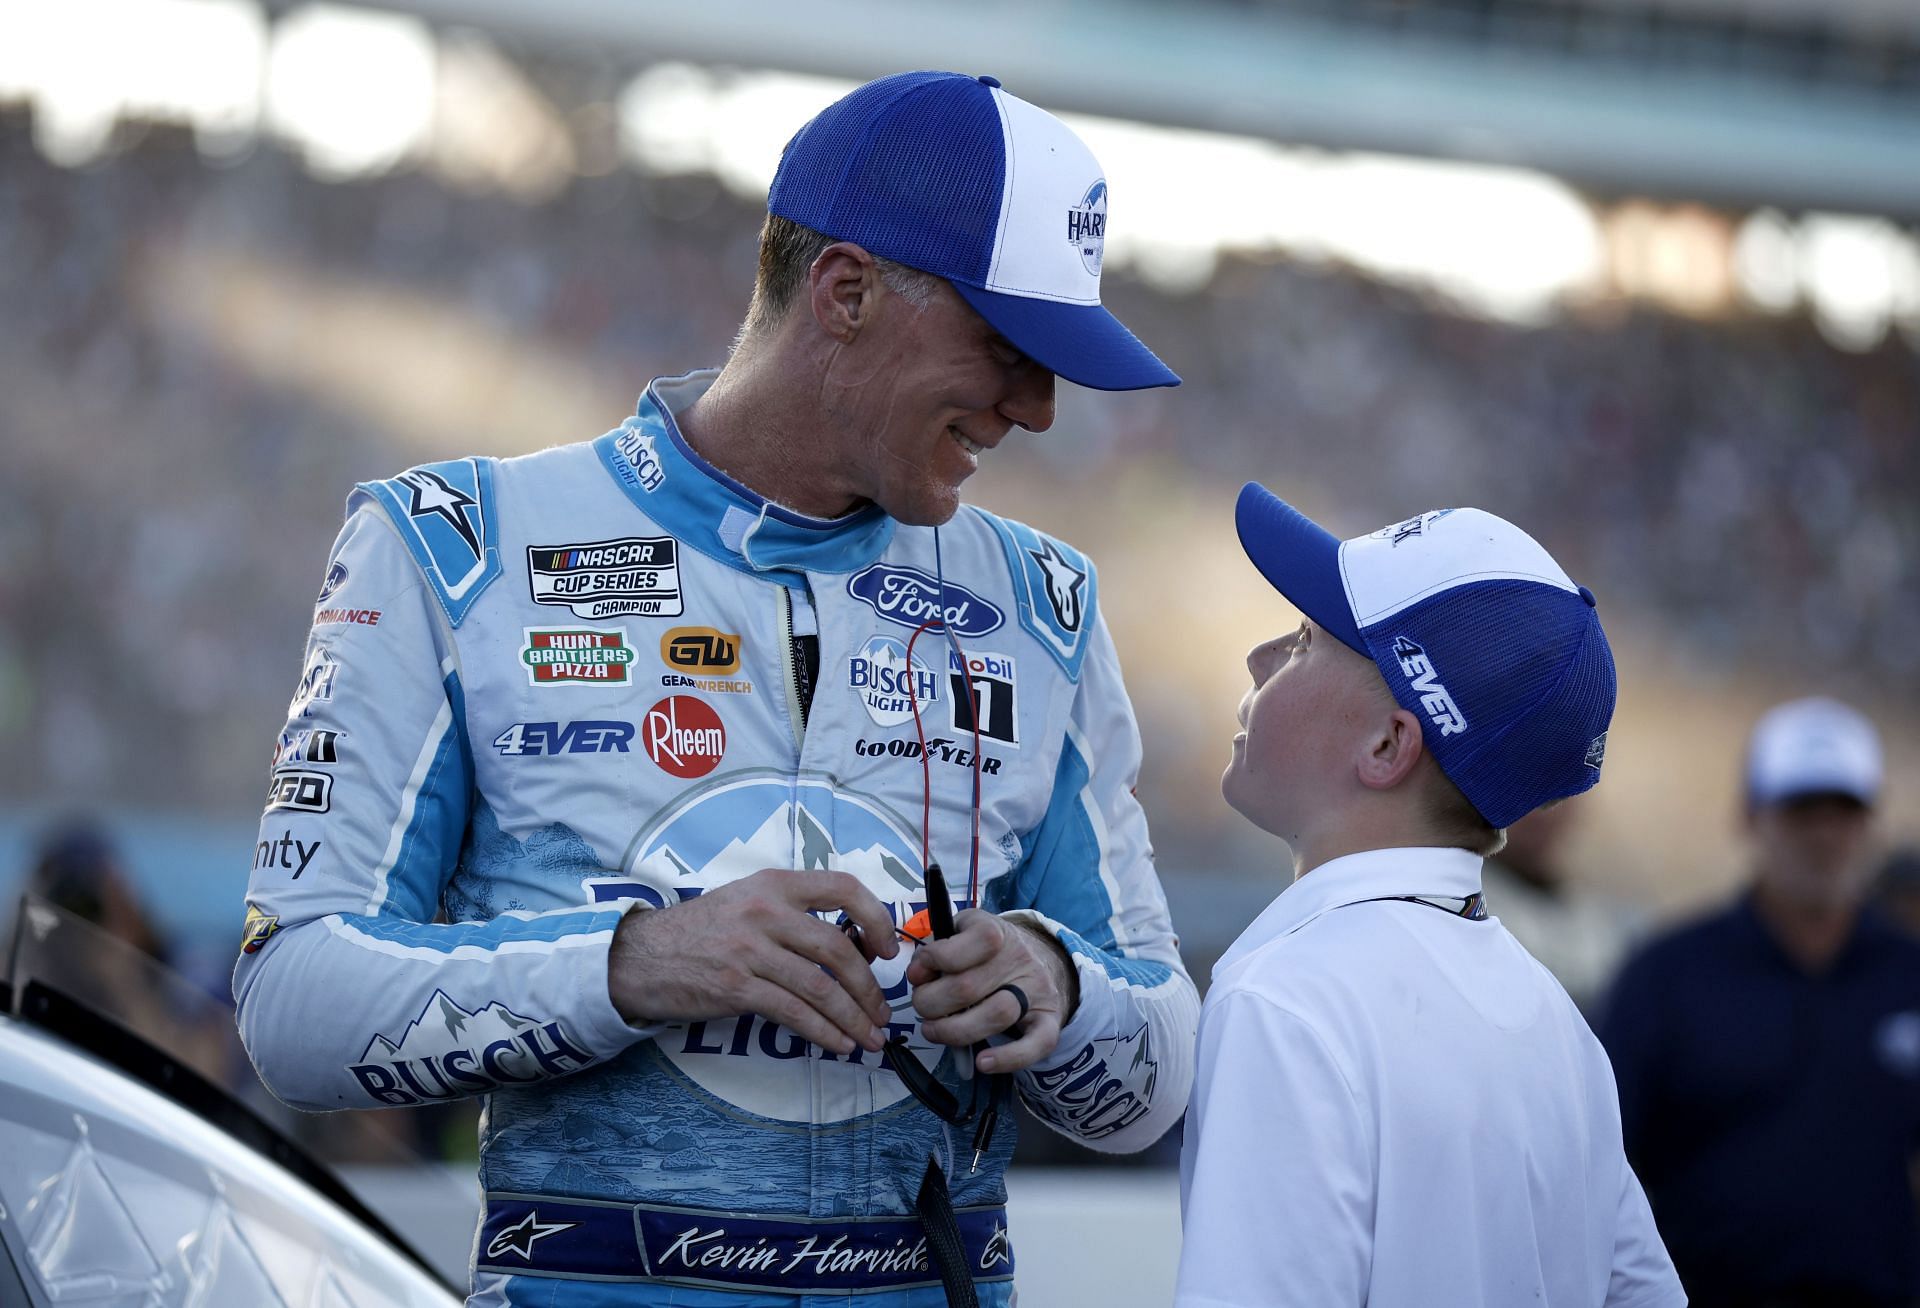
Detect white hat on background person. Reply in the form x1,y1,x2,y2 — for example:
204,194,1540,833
1745,696,1882,809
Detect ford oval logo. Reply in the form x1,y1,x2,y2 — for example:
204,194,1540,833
846,564,1004,638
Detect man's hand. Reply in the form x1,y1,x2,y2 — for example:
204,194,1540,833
906,910,1080,1074
606,869,900,1056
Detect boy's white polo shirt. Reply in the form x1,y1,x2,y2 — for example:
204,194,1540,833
1176,846,1683,1308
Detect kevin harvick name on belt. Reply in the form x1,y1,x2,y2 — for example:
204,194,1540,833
529,537,683,620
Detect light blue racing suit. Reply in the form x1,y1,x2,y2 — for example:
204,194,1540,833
234,371,1198,1306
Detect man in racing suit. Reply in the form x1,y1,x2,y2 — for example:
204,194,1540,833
235,71,1198,1307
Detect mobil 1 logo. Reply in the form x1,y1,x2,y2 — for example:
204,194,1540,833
949,650,1017,745
528,537,683,621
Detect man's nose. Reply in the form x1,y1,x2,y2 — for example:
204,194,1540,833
1000,365,1056,434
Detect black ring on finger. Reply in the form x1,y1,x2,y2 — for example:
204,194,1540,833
993,982,1031,1028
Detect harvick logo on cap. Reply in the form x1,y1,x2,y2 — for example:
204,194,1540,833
1392,636,1468,737
1067,179,1107,276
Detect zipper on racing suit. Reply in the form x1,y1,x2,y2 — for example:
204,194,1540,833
777,586,817,748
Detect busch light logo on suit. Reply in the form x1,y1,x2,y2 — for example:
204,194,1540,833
849,636,939,728
348,990,593,1106
1067,179,1107,276
846,565,1003,638
610,776,945,1122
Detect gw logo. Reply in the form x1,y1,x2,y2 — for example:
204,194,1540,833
494,721,635,756
662,627,740,675
1391,637,1468,737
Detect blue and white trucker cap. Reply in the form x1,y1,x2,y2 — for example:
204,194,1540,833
1745,696,1882,809
767,70,1180,392
1235,483,1617,829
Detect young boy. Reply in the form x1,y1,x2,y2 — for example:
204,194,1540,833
1174,484,1685,1308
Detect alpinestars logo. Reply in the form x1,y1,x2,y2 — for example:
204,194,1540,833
979,1222,1012,1271
1392,636,1468,737
487,1210,579,1262
399,468,483,560
1026,538,1087,634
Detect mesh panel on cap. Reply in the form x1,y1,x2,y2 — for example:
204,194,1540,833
768,72,1004,285
1366,579,1616,829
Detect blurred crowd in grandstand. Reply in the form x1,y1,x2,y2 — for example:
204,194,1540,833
4,112,1916,829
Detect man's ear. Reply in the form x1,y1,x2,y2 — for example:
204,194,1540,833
808,242,881,344
1357,706,1426,793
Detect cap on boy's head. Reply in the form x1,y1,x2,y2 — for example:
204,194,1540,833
768,70,1178,392
1745,696,1881,810
1234,483,1616,830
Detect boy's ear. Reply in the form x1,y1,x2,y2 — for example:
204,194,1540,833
1357,706,1426,793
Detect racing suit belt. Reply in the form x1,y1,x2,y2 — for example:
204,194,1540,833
477,1192,1016,1294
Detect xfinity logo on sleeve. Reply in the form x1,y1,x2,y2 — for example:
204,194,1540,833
1391,636,1468,737
845,565,1003,638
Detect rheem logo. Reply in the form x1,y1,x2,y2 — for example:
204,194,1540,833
643,696,726,778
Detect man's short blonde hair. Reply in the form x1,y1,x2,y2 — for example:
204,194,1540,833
744,214,942,338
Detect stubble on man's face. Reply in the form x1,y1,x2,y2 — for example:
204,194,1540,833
822,283,1052,526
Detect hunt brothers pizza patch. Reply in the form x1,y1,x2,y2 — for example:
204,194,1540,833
522,627,636,686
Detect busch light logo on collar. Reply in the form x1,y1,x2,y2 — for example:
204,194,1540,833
1392,636,1468,737
846,565,1003,639
1067,179,1107,276
612,425,666,493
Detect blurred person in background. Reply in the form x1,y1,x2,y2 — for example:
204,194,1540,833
1176,491,1680,1308
11,817,242,1083
1872,846,1920,940
22,818,174,967
1603,696,1920,1308
1480,795,1646,1016
233,71,1196,1308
